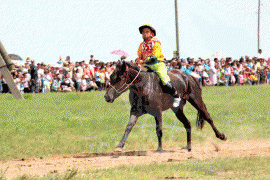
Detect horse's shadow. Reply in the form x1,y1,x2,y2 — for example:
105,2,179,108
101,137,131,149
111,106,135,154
73,150,148,158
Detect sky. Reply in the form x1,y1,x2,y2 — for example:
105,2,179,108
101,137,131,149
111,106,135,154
0,0,269,64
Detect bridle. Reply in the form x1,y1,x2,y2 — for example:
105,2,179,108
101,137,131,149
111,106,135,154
109,67,141,94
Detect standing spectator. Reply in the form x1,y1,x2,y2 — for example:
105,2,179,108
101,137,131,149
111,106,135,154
89,60,95,79
13,73,21,92
89,55,95,62
239,71,244,85
43,70,52,92
0,73,3,93
21,72,31,93
30,61,38,93
167,62,174,71
99,67,106,91
83,64,92,79
224,64,231,87
214,58,221,70
180,61,186,71
95,66,101,91
266,68,270,84
105,66,112,90
230,62,235,86
41,74,45,92
209,60,217,86
257,49,264,59
233,64,240,85
26,57,32,65
81,75,87,92
75,69,82,92
185,64,192,75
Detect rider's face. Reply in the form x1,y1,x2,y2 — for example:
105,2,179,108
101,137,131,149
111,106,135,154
142,28,154,40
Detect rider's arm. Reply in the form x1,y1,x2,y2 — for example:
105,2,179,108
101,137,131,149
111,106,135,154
136,43,144,65
151,40,165,61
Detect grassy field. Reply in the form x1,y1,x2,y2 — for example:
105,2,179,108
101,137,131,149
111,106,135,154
0,85,270,162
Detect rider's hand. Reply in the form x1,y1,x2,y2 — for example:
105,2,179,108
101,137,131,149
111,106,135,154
135,58,144,65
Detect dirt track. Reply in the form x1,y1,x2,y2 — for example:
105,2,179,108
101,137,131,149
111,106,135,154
1,139,270,179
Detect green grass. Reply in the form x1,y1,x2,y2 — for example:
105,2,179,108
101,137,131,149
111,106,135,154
0,85,270,161
4,155,270,179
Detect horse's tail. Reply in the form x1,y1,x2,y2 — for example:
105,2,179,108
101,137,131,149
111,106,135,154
196,111,205,129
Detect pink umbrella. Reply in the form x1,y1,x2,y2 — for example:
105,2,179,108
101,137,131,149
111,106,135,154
110,50,129,57
211,52,226,59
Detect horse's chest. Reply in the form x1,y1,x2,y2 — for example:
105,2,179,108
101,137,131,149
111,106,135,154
130,93,149,114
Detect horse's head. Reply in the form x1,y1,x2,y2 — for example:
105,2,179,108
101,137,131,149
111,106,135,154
104,61,132,103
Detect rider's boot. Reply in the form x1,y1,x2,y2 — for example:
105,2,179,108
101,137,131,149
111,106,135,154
164,82,181,108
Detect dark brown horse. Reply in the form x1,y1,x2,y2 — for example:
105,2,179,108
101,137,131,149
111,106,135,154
104,61,227,152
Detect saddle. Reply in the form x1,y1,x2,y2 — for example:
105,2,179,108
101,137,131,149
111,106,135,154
141,66,154,72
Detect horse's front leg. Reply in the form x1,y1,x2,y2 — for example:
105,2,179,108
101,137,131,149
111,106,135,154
115,113,140,152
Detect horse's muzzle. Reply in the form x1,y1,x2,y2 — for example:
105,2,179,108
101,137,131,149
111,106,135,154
104,94,114,103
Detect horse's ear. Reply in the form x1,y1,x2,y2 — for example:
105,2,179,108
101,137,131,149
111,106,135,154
121,60,129,72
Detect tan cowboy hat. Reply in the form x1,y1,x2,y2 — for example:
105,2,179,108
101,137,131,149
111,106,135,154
139,23,156,36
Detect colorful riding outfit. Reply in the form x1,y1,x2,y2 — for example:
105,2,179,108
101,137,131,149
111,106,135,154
136,23,181,107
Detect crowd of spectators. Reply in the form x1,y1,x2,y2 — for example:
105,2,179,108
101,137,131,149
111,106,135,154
166,53,270,87
0,51,270,94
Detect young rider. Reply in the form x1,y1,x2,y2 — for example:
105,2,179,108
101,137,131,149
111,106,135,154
135,23,181,107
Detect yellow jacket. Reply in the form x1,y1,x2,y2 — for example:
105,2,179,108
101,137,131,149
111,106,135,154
137,38,164,64
249,75,258,81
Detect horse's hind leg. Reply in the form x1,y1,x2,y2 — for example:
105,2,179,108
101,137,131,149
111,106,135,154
174,100,192,151
188,96,227,141
154,113,163,152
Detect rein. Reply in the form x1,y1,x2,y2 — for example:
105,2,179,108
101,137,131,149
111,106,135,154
110,67,141,94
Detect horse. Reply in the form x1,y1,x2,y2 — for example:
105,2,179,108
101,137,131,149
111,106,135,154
104,61,227,152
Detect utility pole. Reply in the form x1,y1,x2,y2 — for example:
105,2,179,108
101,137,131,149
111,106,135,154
0,41,24,99
258,0,260,51
175,0,180,59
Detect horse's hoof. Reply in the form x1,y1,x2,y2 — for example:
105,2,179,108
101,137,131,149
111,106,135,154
182,145,191,152
114,148,123,152
220,133,227,141
155,148,163,153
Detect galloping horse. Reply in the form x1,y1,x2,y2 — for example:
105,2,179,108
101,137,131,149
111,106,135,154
104,61,227,152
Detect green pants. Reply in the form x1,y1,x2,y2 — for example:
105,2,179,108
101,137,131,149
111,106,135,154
144,61,171,85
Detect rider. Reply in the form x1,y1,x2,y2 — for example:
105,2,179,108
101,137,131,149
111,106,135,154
135,23,181,107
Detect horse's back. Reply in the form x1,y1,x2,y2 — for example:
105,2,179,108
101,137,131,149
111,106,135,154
168,69,202,99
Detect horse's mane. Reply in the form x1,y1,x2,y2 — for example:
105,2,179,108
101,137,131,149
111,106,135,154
117,61,142,72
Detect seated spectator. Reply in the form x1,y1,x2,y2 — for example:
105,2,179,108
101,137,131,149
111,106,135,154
87,78,99,91
218,76,226,86
247,72,258,85
60,74,74,92
203,76,212,86
51,75,62,92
